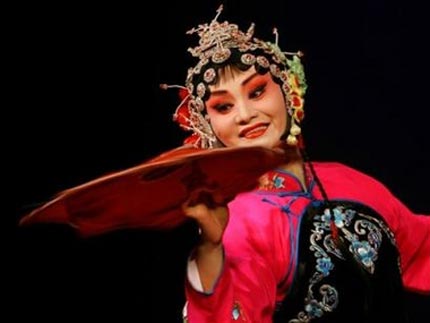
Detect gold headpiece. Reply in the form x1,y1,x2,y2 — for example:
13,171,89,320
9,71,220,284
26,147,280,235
187,5,256,64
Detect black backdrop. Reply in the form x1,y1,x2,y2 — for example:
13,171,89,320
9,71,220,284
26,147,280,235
10,0,429,321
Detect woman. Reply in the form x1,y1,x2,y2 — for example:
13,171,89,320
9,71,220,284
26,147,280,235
173,6,430,323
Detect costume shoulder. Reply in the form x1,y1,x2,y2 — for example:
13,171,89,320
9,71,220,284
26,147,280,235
313,161,391,195
311,161,414,224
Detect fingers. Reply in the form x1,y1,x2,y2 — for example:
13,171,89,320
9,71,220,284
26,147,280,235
185,187,228,208
181,187,230,245
181,202,225,242
182,203,210,221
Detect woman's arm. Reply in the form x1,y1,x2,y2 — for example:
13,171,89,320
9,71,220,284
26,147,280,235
183,203,228,292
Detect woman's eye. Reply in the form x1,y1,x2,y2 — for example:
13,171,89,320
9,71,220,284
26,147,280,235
213,103,232,113
250,85,266,99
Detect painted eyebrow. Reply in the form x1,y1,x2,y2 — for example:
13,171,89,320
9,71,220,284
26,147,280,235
209,72,261,96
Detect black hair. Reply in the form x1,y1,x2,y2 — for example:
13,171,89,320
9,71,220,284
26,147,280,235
189,48,286,103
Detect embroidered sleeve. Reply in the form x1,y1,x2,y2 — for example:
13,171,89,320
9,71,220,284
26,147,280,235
330,163,430,294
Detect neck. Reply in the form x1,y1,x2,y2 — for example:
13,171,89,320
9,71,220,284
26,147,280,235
278,146,307,190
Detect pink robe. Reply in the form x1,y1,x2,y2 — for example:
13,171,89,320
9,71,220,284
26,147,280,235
185,162,430,322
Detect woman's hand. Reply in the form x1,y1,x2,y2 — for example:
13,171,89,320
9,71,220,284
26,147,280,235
182,189,229,245
182,188,230,291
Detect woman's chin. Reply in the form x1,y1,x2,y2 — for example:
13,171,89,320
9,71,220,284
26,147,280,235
235,137,282,150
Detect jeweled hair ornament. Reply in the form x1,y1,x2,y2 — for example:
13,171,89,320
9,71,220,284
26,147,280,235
162,5,307,148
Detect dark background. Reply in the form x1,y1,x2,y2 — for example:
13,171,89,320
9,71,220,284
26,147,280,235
10,0,429,321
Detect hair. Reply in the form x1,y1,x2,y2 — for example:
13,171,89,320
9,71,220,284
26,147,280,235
189,48,286,104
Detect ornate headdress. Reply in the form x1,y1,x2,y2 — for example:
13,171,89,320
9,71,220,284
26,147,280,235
162,5,307,148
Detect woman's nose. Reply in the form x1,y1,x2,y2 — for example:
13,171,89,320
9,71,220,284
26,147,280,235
234,102,257,124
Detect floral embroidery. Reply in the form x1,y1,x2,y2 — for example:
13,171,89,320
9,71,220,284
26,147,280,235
258,173,272,190
289,204,394,322
258,171,297,191
273,174,285,188
304,300,323,318
316,257,334,277
352,240,377,268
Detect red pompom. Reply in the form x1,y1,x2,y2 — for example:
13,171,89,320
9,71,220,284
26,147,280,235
174,104,191,128
179,88,190,101
330,220,339,241
291,94,302,108
173,88,192,129
183,133,200,146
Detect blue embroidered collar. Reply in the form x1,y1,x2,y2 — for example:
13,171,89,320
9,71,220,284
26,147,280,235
258,167,313,193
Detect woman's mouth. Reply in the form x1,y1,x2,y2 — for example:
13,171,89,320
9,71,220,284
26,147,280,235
240,123,269,139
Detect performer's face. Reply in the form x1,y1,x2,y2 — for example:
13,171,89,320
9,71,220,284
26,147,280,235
205,66,287,149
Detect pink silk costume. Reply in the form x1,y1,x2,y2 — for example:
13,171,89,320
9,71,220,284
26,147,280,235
185,162,430,322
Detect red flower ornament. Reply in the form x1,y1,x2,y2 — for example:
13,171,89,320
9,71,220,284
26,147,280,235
173,88,192,129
